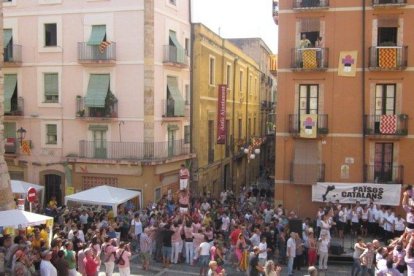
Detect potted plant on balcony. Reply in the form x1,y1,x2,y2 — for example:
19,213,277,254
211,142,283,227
104,91,118,117
77,109,85,117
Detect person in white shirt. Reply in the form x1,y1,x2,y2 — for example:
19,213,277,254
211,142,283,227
221,213,230,238
200,200,211,212
198,236,212,276
351,206,360,237
318,233,329,271
368,203,378,235
383,209,395,242
338,206,347,239
258,236,268,266
40,250,57,276
131,214,143,253
250,228,261,248
394,214,406,237
287,232,296,276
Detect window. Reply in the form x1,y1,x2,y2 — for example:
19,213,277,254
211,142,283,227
299,18,320,47
209,56,215,86
299,84,319,114
254,78,257,95
374,143,394,183
46,124,57,145
184,125,190,144
208,120,214,163
44,23,57,46
253,117,256,136
226,64,232,87
239,70,243,92
44,73,59,103
375,84,396,115
169,0,176,5
377,17,398,46
248,118,251,138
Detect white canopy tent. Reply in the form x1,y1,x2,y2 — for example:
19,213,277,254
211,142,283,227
64,185,141,216
0,210,54,246
11,180,44,194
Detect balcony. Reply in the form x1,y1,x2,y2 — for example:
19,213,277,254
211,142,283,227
291,48,328,71
4,97,24,117
372,0,406,7
4,138,18,155
364,114,408,137
273,0,279,25
78,139,190,161
293,0,329,10
78,42,116,65
76,96,118,119
261,101,274,111
4,44,22,66
369,46,407,70
291,162,325,184
163,45,189,68
364,164,403,184
288,114,328,137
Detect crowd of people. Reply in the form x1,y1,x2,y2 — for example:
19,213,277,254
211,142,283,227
2,182,414,276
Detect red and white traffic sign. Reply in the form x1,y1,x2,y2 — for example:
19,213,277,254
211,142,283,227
27,187,37,203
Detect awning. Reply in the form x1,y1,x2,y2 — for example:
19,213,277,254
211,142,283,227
85,74,110,108
169,31,183,49
167,76,185,116
4,74,17,113
169,31,185,63
3,29,12,47
88,25,106,46
0,210,53,228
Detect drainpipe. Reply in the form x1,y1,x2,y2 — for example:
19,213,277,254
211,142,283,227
189,0,195,191
245,67,250,187
232,57,238,191
362,0,366,182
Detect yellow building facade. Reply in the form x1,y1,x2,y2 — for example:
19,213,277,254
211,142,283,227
191,24,263,197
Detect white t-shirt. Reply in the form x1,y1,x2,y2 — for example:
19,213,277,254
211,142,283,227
250,234,260,247
199,242,211,256
287,237,296,258
258,242,267,259
221,216,230,231
131,219,143,235
318,239,329,253
395,218,406,231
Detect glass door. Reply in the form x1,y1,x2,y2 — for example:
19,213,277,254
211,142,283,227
93,129,107,158
374,143,393,183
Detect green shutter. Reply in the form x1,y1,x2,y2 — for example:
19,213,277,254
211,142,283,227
167,124,179,131
88,25,106,46
44,73,59,96
84,74,110,108
88,125,108,131
3,29,12,47
167,76,185,116
4,74,17,113
46,124,57,136
4,122,16,139
169,30,185,63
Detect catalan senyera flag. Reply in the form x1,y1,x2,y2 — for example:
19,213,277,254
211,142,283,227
21,140,31,155
99,41,111,53
338,51,358,77
300,114,318,139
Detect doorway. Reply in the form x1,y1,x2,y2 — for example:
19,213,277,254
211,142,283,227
374,143,393,183
44,174,62,206
377,27,397,46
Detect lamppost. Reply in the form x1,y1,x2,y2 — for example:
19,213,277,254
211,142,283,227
16,127,26,145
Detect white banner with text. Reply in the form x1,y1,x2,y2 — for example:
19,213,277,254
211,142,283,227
312,182,402,206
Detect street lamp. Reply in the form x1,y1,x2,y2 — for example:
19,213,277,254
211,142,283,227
16,127,26,145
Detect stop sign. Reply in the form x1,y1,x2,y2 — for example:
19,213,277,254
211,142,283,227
27,187,37,203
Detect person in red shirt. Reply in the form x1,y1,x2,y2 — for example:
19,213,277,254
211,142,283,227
83,248,99,276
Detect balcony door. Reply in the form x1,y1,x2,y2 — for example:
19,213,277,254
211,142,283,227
374,143,393,183
93,129,107,159
374,84,395,132
168,129,176,157
299,84,319,115
377,27,397,46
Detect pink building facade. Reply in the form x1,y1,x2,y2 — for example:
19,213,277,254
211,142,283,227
3,0,193,207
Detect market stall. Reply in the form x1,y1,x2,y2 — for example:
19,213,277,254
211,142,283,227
0,210,53,245
64,185,141,217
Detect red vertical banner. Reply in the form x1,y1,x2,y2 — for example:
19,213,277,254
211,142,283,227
217,84,227,144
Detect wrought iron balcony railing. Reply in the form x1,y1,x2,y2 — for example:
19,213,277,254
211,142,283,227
4,44,22,65
288,114,328,136
364,114,408,136
290,162,325,184
291,48,328,71
293,0,329,10
76,96,118,118
369,46,407,70
364,164,404,184
79,139,191,160
78,42,116,63
163,45,189,67
372,0,406,7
